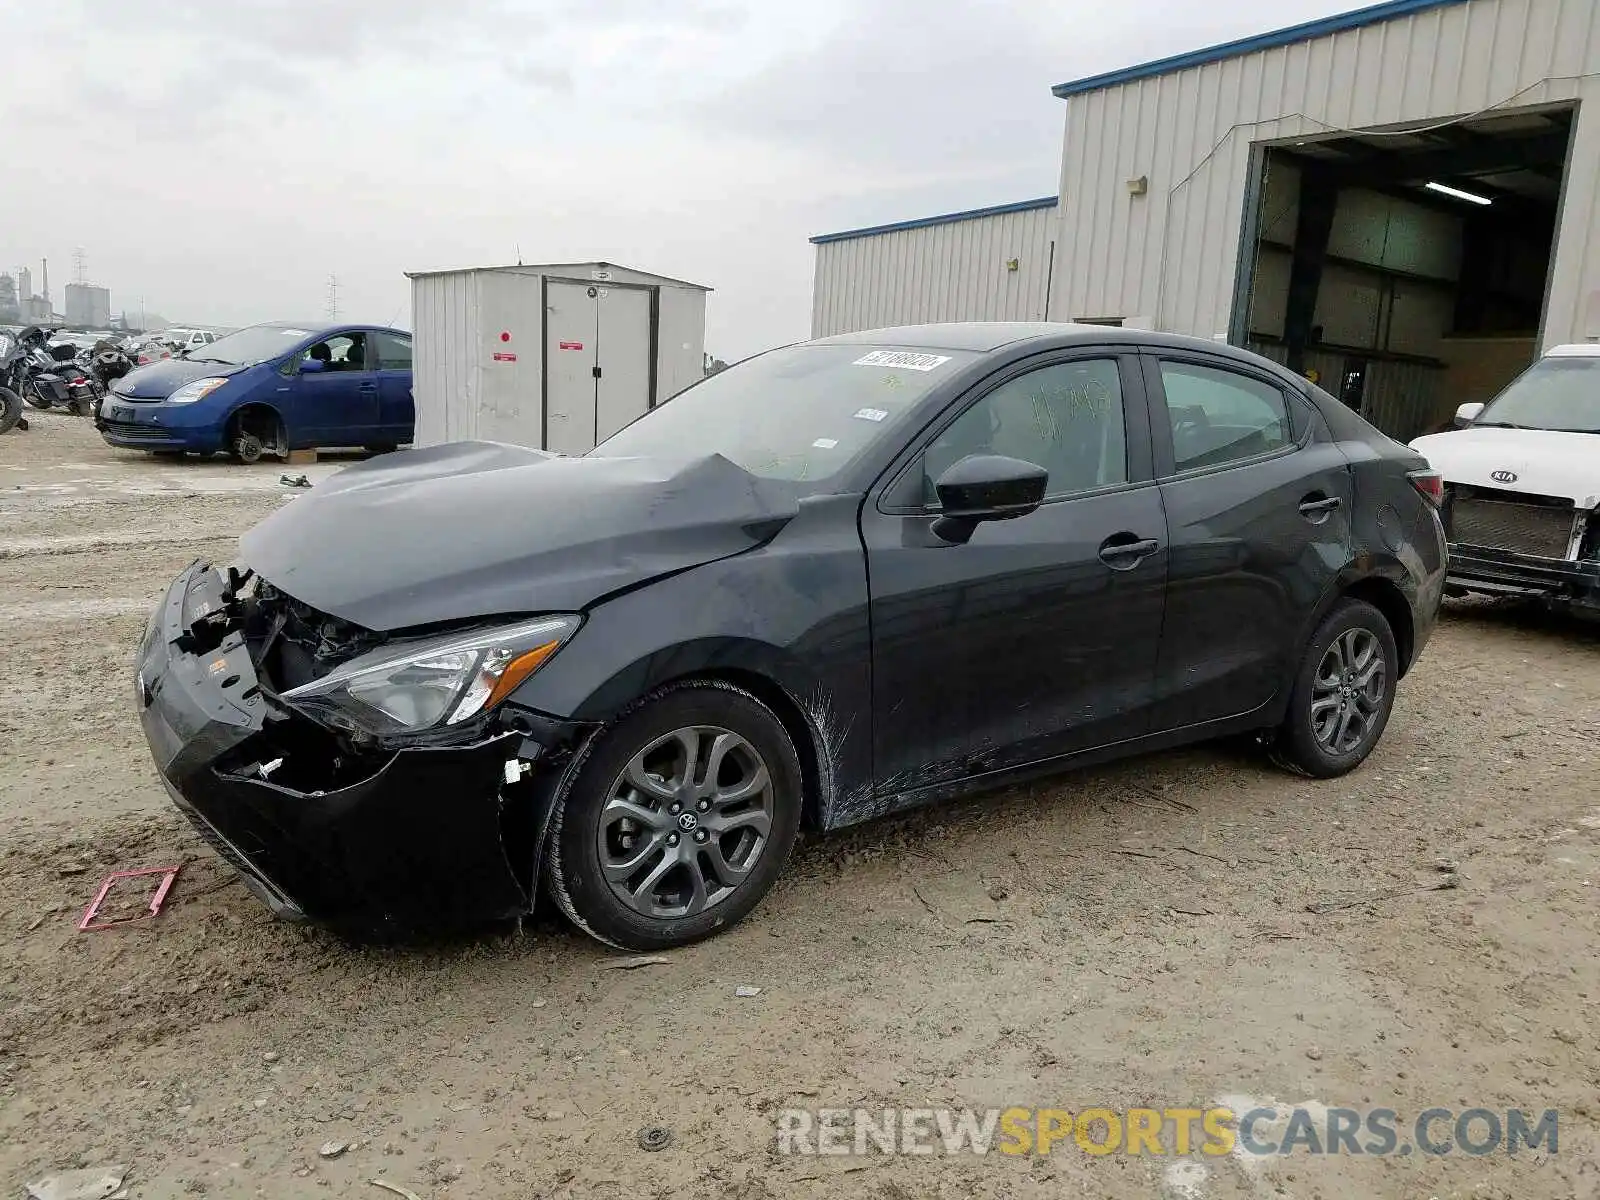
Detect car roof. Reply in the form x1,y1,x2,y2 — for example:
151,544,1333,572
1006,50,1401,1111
247,320,407,336
809,321,1297,372
1544,343,1600,358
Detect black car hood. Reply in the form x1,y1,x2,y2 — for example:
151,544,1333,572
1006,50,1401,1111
114,358,247,399
239,441,799,632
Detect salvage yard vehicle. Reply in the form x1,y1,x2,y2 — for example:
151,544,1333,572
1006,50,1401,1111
0,328,26,433
136,323,1446,949
1410,343,1600,618
97,320,414,462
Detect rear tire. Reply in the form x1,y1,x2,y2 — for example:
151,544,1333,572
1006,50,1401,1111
545,681,804,951
1270,599,1398,778
0,386,22,434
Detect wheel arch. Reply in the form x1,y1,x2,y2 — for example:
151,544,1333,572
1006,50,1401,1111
1296,565,1418,680
672,667,827,834
523,639,837,835
1340,576,1416,677
226,400,286,446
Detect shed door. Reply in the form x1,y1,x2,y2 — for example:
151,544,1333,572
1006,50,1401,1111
545,281,599,455
595,287,653,443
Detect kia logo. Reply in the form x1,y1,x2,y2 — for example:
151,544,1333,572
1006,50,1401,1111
1490,470,1519,484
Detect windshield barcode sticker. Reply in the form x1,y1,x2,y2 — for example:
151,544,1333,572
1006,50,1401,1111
852,351,951,371
812,438,839,449
853,407,890,422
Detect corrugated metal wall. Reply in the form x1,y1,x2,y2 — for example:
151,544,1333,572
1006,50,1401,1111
656,285,708,402
412,270,482,447
1053,0,1600,349
811,205,1057,337
1250,340,1444,440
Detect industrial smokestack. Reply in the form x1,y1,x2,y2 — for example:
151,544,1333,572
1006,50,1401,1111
41,258,49,306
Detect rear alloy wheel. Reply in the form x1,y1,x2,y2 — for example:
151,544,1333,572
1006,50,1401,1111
1271,599,1398,778
546,681,803,950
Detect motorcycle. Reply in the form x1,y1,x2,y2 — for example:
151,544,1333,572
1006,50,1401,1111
17,327,103,416
0,329,30,433
90,339,134,391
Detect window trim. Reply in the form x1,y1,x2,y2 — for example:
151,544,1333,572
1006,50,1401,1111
876,349,1152,516
1142,352,1312,482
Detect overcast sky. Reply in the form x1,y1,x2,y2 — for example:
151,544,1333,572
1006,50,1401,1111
7,0,1349,360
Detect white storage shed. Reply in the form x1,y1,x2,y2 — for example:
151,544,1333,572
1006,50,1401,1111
407,261,711,453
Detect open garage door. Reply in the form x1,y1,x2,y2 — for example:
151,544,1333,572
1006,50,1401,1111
1233,105,1575,442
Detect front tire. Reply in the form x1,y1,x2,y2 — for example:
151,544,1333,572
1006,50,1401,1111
546,681,804,951
1271,599,1399,778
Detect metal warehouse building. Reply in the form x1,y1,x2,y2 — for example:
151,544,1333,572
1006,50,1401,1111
810,0,1600,440
810,197,1058,337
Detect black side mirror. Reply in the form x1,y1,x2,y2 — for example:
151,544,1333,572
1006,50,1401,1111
932,454,1048,544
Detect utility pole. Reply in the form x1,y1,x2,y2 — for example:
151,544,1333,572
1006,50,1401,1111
325,274,340,322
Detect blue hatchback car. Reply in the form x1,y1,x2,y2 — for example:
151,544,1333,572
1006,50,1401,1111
98,321,413,462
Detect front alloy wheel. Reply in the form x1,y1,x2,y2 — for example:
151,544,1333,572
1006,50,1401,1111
547,682,803,950
601,726,775,920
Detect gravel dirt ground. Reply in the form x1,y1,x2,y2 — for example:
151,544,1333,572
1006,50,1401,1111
2,413,1598,1200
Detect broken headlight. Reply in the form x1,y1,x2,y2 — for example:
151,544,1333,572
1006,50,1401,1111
281,614,580,738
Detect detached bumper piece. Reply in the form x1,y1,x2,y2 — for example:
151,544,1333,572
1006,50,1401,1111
136,562,571,935
1447,542,1600,609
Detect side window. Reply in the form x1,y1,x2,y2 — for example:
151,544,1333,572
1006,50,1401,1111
1158,361,1291,473
375,331,412,370
922,359,1128,504
301,333,366,371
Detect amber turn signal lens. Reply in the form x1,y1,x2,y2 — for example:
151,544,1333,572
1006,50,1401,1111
484,640,564,711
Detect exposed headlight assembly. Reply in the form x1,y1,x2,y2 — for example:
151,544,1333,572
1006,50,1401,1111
282,615,580,738
166,377,230,404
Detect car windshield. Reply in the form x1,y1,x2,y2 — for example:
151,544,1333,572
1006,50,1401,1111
589,343,976,484
1477,355,1600,433
189,323,316,366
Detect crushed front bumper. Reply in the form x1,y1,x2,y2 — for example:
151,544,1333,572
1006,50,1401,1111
136,562,585,934
1447,542,1600,612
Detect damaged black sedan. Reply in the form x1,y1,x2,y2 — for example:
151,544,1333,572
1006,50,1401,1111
137,323,1447,949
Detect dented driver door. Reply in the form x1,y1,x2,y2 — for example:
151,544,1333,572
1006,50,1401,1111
861,351,1167,798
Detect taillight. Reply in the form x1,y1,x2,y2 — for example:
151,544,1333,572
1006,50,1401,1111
1408,469,1444,507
